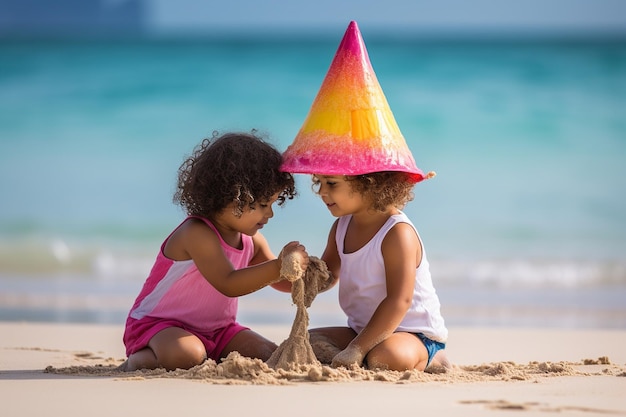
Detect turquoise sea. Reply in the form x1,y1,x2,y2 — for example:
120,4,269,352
1,36,625,329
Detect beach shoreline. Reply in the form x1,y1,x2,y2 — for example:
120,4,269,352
1,321,625,416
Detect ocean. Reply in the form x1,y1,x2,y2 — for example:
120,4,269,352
1,36,625,329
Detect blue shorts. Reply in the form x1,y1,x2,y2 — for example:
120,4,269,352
415,333,446,366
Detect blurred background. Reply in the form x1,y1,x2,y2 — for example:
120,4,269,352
1,0,625,329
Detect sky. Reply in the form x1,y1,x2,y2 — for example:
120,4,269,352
146,0,626,37
1,0,625,38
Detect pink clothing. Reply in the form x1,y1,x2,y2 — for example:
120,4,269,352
123,216,253,360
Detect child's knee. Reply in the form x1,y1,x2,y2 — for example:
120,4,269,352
223,330,277,361
366,351,420,371
365,341,427,371
253,339,278,362
186,342,208,363
159,342,206,371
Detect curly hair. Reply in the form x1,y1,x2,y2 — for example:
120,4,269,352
174,131,297,218
313,171,415,212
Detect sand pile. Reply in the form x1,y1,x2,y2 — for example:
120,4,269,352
268,255,332,370
45,353,625,385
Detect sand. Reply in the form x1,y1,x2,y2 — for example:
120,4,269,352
268,255,330,370
1,322,625,417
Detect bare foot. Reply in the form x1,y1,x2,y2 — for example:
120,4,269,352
116,359,130,372
425,350,452,374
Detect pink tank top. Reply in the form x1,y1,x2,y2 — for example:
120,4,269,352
127,216,254,332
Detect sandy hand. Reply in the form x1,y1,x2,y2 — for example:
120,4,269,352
331,345,365,369
279,241,309,282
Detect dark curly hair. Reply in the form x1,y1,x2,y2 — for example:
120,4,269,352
174,131,297,218
313,171,415,212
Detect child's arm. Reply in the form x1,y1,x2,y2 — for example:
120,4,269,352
332,222,419,367
249,232,295,293
166,218,308,297
320,220,341,291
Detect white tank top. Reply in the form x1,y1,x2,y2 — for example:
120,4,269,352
336,211,448,343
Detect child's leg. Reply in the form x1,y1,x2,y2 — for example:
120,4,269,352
124,327,207,371
309,327,357,364
120,347,157,371
219,329,278,361
426,349,452,371
365,332,429,371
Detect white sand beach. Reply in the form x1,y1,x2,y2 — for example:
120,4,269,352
1,321,625,417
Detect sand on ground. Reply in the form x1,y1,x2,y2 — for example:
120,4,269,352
1,321,625,417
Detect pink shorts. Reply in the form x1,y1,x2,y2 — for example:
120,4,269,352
123,317,249,361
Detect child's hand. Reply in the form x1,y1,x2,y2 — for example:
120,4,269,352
279,241,309,282
331,345,364,368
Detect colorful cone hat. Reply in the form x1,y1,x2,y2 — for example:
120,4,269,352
281,21,435,183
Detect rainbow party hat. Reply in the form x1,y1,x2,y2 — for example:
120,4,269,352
281,21,435,183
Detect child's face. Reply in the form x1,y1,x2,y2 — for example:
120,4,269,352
313,175,366,217
225,192,280,236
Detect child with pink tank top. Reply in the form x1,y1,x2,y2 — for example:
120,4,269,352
120,131,308,372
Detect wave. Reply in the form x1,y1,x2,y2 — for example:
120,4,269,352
0,236,156,282
430,257,626,288
1,235,625,329
1,235,624,289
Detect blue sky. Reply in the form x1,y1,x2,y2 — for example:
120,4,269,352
146,0,626,36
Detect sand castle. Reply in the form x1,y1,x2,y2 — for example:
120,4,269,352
267,255,332,370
